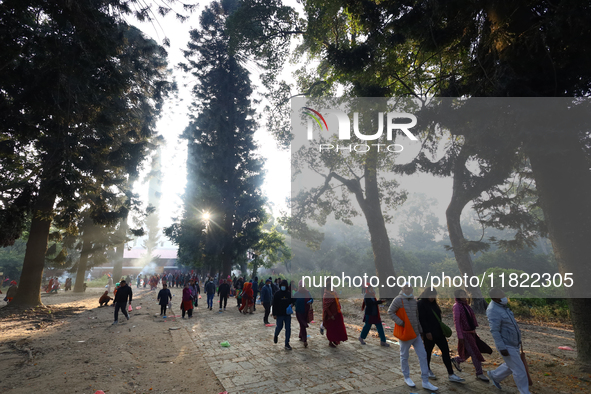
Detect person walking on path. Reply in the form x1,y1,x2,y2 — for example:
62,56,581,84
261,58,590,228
486,288,531,394
418,288,465,383
294,280,313,348
322,288,348,348
451,289,490,382
240,282,254,314
108,276,114,294
190,279,200,308
205,278,216,310
358,284,389,347
251,277,259,311
180,283,194,318
261,278,273,324
388,283,438,391
272,279,294,350
112,280,132,325
218,279,230,311
157,284,172,316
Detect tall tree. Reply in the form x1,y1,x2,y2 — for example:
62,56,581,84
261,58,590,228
0,2,172,308
166,0,267,278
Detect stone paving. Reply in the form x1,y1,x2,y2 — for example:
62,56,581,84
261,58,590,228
169,300,519,394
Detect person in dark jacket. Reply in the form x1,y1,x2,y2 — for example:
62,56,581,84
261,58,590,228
272,279,294,350
418,288,465,383
260,278,273,324
218,279,231,311
294,280,313,348
251,277,259,311
204,278,216,310
190,280,200,307
358,284,389,347
157,284,172,316
112,280,132,324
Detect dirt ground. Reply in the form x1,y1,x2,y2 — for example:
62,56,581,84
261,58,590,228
0,286,224,394
1,289,590,394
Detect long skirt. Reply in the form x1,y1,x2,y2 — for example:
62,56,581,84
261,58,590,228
324,313,348,344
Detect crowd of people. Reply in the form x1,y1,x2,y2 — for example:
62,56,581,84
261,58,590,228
92,273,530,394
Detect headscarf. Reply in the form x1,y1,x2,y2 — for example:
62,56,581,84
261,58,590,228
10,280,17,286
323,288,341,314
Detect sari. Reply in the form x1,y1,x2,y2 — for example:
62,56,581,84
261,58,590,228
322,289,348,344
181,287,194,311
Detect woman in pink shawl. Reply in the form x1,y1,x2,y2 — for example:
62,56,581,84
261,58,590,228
180,283,194,318
451,289,490,382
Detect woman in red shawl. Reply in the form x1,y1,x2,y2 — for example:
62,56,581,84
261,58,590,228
451,289,490,381
180,283,194,318
46,278,54,293
239,282,254,314
322,288,348,347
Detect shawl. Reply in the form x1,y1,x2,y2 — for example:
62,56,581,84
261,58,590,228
323,289,341,314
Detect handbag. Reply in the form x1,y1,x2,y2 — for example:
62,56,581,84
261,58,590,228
432,310,452,338
520,343,533,386
393,299,417,341
286,305,293,315
307,305,314,323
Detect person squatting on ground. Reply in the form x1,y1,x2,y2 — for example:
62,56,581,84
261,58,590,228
272,279,294,350
205,278,216,310
157,284,172,316
218,279,230,311
388,283,438,391
322,288,348,348
99,291,113,306
452,289,491,382
180,283,194,318
486,288,531,394
5,281,18,303
112,280,132,325
417,288,465,383
358,284,389,347
294,280,313,348
261,278,273,325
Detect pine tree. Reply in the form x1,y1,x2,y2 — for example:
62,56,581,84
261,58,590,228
166,0,267,278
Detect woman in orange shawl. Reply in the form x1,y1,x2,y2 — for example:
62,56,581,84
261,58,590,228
46,278,54,293
322,288,348,347
239,282,254,314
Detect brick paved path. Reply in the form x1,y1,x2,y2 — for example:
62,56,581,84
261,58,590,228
165,299,519,394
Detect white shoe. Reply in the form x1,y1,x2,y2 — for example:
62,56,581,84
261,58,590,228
477,374,489,382
404,377,416,387
422,381,439,391
428,369,437,379
448,374,465,383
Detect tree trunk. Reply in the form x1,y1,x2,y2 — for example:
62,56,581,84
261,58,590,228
10,186,56,308
446,198,488,313
360,148,399,298
527,131,591,364
74,230,92,292
113,216,128,282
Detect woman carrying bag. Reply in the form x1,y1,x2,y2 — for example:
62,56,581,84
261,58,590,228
417,288,465,383
388,283,438,391
452,289,491,382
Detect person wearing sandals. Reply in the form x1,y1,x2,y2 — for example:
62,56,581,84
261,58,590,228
452,289,490,382
417,288,465,383
358,284,390,347
388,282,438,391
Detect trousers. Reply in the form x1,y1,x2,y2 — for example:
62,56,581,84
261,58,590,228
489,345,531,394
399,335,429,384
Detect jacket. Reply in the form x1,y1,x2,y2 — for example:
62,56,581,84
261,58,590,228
260,284,273,304
218,283,230,297
114,285,133,304
387,290,422,335
157,288,172,306
272,289,293,317
417,299,443,338
487,301,522,350
205,281,216,295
